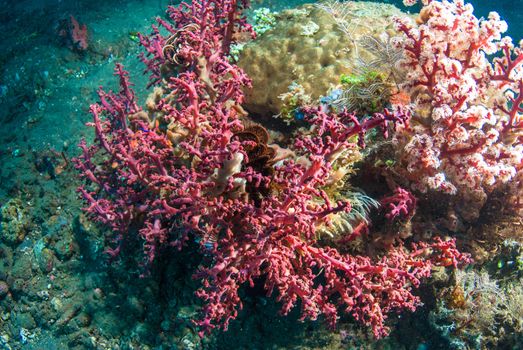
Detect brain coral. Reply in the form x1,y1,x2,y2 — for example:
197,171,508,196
238,1,405,116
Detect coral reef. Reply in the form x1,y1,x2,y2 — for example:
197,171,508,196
74,0,470,340
380,187,417,222
237,1,405,116
333,69,393,115
1,0,518,348
392,0,523,222
57,15,89,52
430,267,523,348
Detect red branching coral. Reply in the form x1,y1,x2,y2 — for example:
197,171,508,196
381,187,417,221
74,0,470,338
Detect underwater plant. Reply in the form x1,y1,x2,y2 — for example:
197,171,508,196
74,0,471,339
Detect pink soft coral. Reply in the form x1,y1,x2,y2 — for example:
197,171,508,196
393,0,523,220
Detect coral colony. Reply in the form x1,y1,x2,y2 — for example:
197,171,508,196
58,15,89,52
73,0,523,339
394,0,523,221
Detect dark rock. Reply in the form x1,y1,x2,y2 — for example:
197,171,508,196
14,311,37,330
